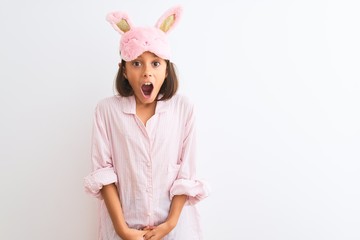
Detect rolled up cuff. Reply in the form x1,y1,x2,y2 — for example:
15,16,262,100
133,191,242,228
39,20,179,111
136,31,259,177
84,167,117,199
170,179,210,205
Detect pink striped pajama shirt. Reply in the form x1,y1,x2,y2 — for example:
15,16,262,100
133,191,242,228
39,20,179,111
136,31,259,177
84,94,209,240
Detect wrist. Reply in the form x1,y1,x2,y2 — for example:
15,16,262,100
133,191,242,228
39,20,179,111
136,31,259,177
114,224,130,238
165,218,177,231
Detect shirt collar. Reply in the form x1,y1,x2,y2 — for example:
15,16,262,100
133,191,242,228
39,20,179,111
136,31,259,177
120,95,170,115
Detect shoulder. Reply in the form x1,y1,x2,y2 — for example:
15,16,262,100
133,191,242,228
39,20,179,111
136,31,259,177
95,95,115,109
166,94,196,119
94,95,125,114
169,94,195,110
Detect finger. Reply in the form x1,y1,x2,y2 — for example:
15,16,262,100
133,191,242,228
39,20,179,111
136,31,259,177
143,231,155,240
142,226,155,230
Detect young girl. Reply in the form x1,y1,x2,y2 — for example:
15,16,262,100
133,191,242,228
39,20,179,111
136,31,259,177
84,5,209,240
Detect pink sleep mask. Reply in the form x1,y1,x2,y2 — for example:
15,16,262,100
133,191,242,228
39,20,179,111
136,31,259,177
106,5,183,61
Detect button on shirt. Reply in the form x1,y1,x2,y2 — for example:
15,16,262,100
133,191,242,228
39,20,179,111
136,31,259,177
84,94,209,240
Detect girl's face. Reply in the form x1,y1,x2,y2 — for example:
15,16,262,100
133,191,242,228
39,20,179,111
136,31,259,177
124,51,167,106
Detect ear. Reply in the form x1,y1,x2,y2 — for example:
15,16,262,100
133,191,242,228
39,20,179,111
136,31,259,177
106,11,134,34
155,5,183,34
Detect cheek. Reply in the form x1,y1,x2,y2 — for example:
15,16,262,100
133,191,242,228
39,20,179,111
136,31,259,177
156,76,166,88
126,78,139,90
126,71,140,83
158,69,168,82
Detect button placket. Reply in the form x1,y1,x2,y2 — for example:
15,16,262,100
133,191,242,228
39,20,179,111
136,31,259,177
146,133,154,225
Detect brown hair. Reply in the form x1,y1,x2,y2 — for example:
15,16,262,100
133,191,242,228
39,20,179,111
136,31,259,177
115,59,179,101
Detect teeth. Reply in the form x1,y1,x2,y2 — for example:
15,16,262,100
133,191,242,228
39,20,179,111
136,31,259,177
144,82,152,85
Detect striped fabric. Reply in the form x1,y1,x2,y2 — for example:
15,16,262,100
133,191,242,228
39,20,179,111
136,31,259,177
84,94,210,240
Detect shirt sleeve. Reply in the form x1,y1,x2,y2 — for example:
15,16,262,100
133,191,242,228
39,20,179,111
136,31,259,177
169,103,211,205
84,104,117,199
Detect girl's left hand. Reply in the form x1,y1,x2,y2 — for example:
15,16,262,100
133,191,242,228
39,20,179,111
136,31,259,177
142,222,174,240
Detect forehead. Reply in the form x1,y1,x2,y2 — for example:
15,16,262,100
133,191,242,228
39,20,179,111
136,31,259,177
130,51,167,63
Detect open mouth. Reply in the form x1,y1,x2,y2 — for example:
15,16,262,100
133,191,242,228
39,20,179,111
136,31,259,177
141,82,154,98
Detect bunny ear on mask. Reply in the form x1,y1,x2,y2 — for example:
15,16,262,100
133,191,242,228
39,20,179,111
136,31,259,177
106,11,134,34
105,5,183,61
156,5,183,34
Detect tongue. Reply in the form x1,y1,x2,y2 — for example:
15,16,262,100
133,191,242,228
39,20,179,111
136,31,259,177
142,85,153,96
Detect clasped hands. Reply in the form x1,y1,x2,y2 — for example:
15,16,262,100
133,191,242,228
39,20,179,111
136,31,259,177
121,221,175,240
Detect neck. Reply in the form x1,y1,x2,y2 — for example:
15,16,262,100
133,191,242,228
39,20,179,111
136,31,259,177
135,100,157,126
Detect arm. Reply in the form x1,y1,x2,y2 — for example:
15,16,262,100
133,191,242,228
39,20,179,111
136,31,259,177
143,195,187,240
166,194,187,228
101,183,147,240
169,103,210,205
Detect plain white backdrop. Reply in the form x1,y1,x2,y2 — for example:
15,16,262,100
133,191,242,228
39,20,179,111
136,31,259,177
1,0,359,239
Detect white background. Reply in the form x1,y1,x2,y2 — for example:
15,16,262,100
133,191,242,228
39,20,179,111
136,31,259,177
1,0,359,239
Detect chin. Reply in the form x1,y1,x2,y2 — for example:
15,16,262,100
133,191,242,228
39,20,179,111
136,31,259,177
137,95,156,105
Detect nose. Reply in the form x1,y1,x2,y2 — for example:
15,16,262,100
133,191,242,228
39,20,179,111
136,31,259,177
143,63,153,77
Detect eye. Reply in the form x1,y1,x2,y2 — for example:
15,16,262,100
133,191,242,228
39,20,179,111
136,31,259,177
152,61,161,67
131,61,142,67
